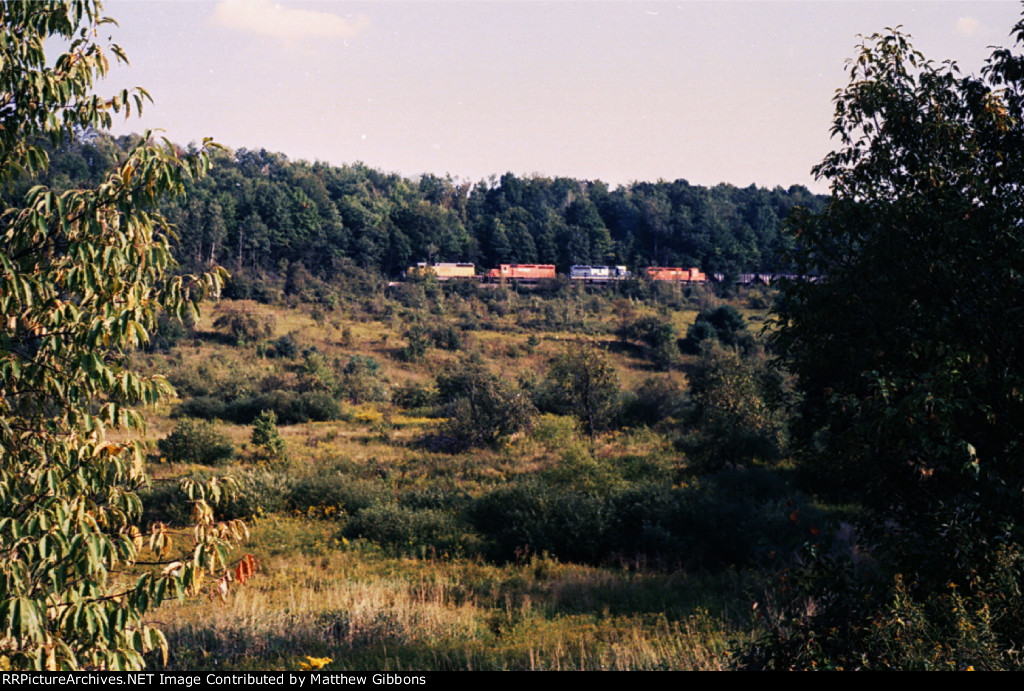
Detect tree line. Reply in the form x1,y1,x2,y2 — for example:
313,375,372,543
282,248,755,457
29,133,824,286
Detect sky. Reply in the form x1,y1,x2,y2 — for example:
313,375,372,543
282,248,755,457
96,1,1024,193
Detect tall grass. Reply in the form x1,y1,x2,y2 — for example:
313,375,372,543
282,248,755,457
154,518,744,671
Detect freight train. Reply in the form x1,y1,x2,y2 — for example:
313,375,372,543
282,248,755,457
405,262,802,285
570,265,631,281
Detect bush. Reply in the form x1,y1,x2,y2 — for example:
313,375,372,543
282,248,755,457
430,324,463,351
682,305,752,353
343,503,473,556
219,468,295,520
158,418,235,465
398,324,431,361
148,309,196,352
435,361,536,449
213,305,275,344
339,355,388,404
264,334,299,359
619,314,680,369
251,410,286,461
538,343,620,439
470,480,611,563
392,381,437,410
290,475,391,515
619,376,688,428
681,342,785,470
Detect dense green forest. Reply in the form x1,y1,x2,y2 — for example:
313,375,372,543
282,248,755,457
32,131,824,287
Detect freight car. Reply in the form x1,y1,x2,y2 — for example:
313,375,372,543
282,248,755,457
485,264,557,282
406,262,477,280
569,265,631,282
645,266,707,283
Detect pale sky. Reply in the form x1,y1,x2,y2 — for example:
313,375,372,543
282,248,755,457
97,1,1023,193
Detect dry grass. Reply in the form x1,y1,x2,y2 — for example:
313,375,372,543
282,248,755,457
155,518,742,671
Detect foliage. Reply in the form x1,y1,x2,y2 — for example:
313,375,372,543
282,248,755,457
343,503,473,557
43,131,824,287
619,314,680,369
391,380,436,410
469,480,611,563
774,20,1024,567
541,343,621,438
435,360,536,449
158,418,235,466
149,309,196,352
296,350,337,394
213,306,274,344
682,342,785,470
338,355,388,404
682,305,750,353
758,16,1024,669
250,410,286,461
264,334,299,359
176,390,340,425
618,375,688,428
740,542,1024,671
0,1,245,669
398,324,430,362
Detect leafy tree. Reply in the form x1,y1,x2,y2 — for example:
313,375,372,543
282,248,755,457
0,1,245,669
776,21,1024,543
399,324,430,362
543,343,621,439
339,355,388,404
683,343,784,471
758,17,1024,670
436,360,536,449
684,305,749,353
619,314,680,370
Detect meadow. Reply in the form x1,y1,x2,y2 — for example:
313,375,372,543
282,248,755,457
131,278,817,671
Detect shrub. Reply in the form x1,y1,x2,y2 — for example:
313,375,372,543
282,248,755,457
539,343,620,439
251,410,286,461
343,503,473,556
470,480,611,563
213,305,275,344
619,314,680,369
430,324,463,351
398,324,431,361
265,334,299,359
290,475,391,515
158,418,235,465
435,361,536,449
683,305,752,353
149,309,197,352
619,376,688,428
682,342,785,470
218,468,295,520
392,381,437,410
339,355,388,404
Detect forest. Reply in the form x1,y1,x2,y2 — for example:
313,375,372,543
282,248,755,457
3,0,1024,672
29,130,824,289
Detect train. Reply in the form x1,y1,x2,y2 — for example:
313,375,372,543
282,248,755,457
645,266,706,283
570,265,631,281
486,264,557,281
405,262,804,285
407,262,477,280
